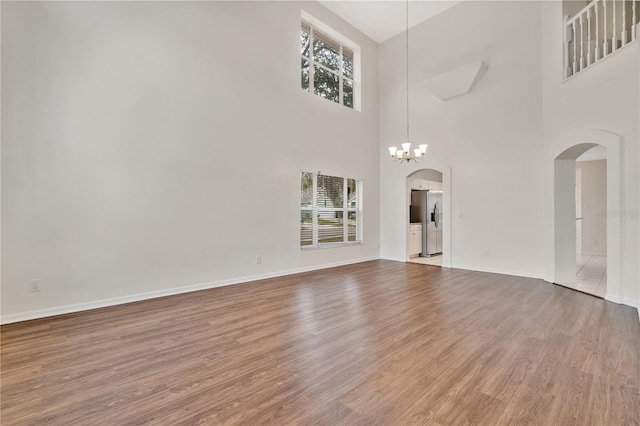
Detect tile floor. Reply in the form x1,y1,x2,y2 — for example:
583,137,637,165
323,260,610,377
408,254,442,267
561,254,607,298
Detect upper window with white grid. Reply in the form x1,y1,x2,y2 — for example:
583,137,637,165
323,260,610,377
300,17,359,110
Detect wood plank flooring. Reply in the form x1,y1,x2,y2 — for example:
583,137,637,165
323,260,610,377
1,260,639,425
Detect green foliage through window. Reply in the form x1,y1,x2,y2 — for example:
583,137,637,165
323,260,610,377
300,19,356,109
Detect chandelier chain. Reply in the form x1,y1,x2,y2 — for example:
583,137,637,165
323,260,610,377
387,0,427,163
406,0,409,145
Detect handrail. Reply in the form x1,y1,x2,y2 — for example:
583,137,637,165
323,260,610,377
566,1,597,25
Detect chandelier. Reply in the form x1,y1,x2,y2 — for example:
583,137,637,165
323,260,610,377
388,0,427,163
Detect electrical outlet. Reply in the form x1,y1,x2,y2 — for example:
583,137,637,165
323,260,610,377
255,255,262,264
29,279,41,292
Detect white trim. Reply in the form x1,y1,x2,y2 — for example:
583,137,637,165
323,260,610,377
301,9,361,111
622,297,639,308
554,279,579,287
301,241,363,250
451,263,544,280
605,293,622,304
301,172,362,248
301,10,358,55
0,256,378,325
400,162,452,269
550,130,624,307
380,254,410,263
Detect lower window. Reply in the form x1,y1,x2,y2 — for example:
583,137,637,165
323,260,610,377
300,171,362,248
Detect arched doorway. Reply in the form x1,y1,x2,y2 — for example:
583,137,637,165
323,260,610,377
551,130,622,302
403,165,452,268
379,160,451,267
406,169,444,266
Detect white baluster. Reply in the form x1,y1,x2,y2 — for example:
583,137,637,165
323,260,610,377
604,0,609,55
613,0,617,51
587,9,592,65
580,14,585,69
622,0,628,44
564,15,572,78
633,0,637,41
562,16,572,80
573,21,578,73
595,0,600,60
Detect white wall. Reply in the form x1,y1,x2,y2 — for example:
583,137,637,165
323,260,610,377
1,1,381,322
576,160,607,256
542,1,639,308
379,1,545,278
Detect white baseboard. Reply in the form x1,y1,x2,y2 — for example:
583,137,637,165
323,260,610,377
555,280,578,288
0,256,379,325
378,255,407,263
605,293,622,304
451,263,544,280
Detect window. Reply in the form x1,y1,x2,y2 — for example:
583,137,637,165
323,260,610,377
300,172,362,248
300,15,358,109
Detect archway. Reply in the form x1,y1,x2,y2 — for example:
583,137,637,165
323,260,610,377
403,164,452,268
550,130,622,303
406,169,445,266
380,160,452,268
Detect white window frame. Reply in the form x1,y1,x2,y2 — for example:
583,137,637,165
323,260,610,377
301,11,361,111
300,171,363,249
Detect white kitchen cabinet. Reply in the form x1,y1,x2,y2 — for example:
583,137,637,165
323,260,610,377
411,178,442,191
409,224,422,256
411,178,429,190
428,181,443,191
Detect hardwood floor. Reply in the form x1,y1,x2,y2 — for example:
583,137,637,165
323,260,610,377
2,260,639,425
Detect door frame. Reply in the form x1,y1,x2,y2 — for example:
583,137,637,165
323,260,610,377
404,165,452,268
549,129,622,303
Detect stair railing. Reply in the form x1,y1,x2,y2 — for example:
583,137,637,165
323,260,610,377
564,0,639,79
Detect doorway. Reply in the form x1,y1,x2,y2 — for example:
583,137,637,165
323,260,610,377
552,130,621,302
571,147,608,297
406,169,444,267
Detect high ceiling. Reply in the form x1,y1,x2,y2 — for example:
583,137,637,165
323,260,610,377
317,0,462,43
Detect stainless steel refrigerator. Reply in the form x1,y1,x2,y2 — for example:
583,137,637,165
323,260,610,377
410,190,442,257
